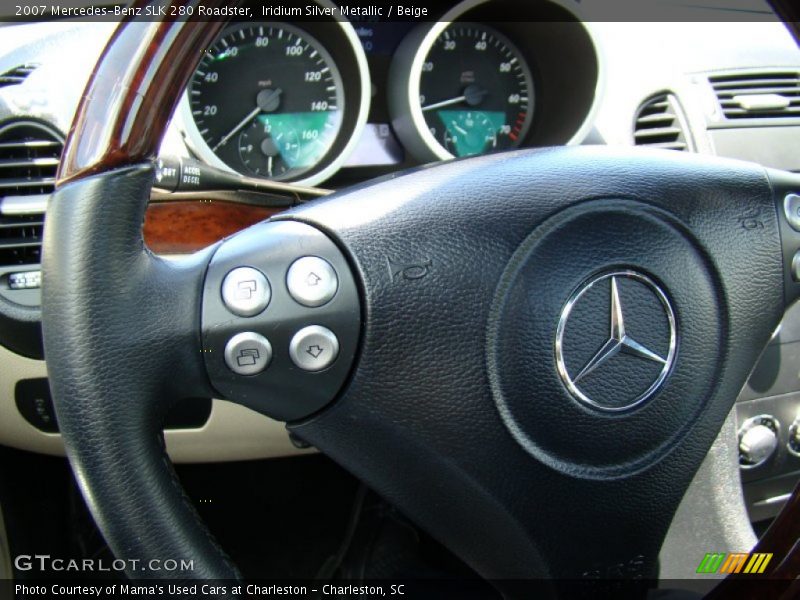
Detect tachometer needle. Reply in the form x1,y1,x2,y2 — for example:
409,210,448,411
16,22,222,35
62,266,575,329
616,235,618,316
422,96,467,112
422,86,488,112
212,106,261,152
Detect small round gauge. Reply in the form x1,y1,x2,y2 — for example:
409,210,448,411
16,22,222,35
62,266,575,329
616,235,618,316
420,24,533,158
186,23,344,181
442,110,498,156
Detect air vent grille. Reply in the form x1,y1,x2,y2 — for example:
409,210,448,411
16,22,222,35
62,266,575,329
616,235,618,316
710,72,800,119
633,93,692,151
0,121,62,267
0,63,37,89
0,214,44,266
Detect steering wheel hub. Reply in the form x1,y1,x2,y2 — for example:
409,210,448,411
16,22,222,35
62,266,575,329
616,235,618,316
487,199,723,478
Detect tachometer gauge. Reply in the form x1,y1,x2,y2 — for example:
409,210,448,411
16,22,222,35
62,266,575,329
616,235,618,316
183,23,347,182
420,25,533,157
389,23,535,161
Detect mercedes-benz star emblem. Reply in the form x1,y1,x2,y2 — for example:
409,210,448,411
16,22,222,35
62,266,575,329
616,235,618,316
555,270,677,412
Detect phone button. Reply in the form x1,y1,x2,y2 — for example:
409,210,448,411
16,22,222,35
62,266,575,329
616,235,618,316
221,267,271,317
224,332,273,376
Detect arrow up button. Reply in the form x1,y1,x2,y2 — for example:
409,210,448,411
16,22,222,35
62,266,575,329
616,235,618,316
287,256,339,308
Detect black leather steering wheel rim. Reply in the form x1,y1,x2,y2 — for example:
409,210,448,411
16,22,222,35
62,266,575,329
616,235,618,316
41,9,800,596
43,165,240,579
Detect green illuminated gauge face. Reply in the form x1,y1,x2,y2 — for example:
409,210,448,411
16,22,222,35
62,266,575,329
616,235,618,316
439,110,506,157
419,24,534,158
189,23,344,181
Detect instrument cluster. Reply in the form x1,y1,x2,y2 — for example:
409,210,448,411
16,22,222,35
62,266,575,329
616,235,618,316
177,0,602,187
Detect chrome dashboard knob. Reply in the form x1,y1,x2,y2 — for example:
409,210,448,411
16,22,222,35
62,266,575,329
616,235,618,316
788,416,800,458
739,415,780,469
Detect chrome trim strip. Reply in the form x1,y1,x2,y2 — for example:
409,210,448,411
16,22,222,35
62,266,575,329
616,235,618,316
753,493,792,508
0,194,48,215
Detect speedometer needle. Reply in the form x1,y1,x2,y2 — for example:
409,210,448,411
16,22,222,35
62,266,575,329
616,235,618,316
212,107,261,152
212,88,284,152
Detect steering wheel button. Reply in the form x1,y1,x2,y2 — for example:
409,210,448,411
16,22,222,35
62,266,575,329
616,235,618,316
221,267,271,317
289,326,339,372
286,257,338,307
783,194,800,232
224,332,272,376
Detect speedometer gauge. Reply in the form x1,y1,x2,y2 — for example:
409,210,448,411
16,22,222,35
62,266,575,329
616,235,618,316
420,25,533,157
185,23,344,181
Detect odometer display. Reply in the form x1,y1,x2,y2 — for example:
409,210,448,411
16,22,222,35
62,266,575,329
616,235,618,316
188,23,344,181
419,24,534,158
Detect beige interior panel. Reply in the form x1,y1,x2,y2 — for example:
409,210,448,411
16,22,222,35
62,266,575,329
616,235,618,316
0,344,309,463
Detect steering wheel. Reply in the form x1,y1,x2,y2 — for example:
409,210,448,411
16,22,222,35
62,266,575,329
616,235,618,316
41,9,800,598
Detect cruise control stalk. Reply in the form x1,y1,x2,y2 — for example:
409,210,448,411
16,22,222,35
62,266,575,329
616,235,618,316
151,156,332,207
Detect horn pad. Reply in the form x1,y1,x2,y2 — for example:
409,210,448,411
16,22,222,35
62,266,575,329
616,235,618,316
487,199,722,479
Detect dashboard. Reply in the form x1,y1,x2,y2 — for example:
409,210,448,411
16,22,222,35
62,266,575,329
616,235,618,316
0,1,799,526
174,1,600,188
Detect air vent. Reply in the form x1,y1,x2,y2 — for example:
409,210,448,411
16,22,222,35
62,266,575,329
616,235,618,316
0,121,63,267
633,93,692,151
0,213,45,266
0,63,37,89
710,72,800,120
